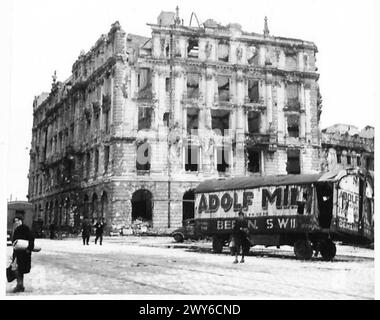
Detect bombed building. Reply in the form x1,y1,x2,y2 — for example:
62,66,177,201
28,9,322,234
320,124,374,172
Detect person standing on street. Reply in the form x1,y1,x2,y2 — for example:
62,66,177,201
81,218,91,245
231,210,250,264
94,218,106,245
11,216,35,293
49,223,56,239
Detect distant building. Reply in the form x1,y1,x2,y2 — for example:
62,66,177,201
320,124,374,172
28,8,322,234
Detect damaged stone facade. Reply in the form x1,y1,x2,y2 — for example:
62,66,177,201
28,10,322,234
320,124,374,172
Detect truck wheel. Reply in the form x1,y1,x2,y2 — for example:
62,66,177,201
294,240,313,260
173,234,184,243
212,237,224,253
319,240,336,261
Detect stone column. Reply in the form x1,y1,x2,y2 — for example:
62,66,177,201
265,76,273,125
276,82,285,144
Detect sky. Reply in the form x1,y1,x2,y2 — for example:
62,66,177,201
1,0,378,201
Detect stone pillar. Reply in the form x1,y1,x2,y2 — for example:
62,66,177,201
265,76,273,125
304,82,312,143
299,112,306,139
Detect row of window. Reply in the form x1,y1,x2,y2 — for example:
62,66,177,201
158,37,306,71
139,106,303,139
133,143,301,175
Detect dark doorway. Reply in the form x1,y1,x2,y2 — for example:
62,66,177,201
183,190,195,221
131,189,153,222
316,182,333,228
247,149,260,173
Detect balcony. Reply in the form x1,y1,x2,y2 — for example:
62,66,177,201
321,134,374,153
243,97,266,111
245,132,277,150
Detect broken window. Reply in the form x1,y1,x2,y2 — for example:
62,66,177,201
165,78,170,93
136,141,151,171
174,40,181,57
287,149,300,174
285,54,297,70
94,149,99,177
337,152,341,164
187,108,199,135
248,80,260,103
104,110,109,133
346,155,351,165
286,84,299,109
247,149,260,173
357,155,361,166
218,42,229,62
211,109,230,136
366,157,374,170
187,73,199,99
287,114,300,138
187,38,199,58
137,68,152,99
185,146,199,171
247,46,259,65
217,76,230,102
248,111,260,134
138,107,153,130
216,146,230,172
104,146,110,173
163,112,170,127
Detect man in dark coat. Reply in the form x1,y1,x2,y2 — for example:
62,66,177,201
12,216,35,293
49,223,56,239
231,210,250,264
94,218,106,245
81,219,91,245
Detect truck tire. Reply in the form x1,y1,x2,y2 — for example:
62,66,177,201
173,233,184,243
319,240,336,261
294,239,313,260
212,237,224,253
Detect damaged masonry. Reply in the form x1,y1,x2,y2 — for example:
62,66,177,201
28,8,324,235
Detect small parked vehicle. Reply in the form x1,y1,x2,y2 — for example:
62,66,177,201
172,218,201,242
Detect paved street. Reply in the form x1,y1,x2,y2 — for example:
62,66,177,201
5,236,374,299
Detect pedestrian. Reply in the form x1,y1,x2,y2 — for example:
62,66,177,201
11,216,35,293
81,218,91,245
231,210,250,264
94,218,106,245
49,223,56,239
